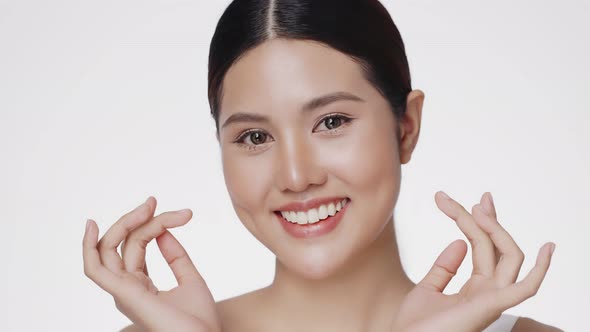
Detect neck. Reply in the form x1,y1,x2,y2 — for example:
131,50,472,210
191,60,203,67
267,217,415,331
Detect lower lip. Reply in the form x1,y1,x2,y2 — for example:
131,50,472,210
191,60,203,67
275,200,349,239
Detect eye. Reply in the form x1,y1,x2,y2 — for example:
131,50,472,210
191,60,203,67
233,114,353,151
314,114,353,132
234,130,271,148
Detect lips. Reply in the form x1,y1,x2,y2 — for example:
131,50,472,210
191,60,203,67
275,196,348,213
274,198,350,238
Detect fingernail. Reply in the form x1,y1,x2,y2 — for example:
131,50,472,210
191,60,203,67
439,191,450,200
488,192,495,208
85,219,91,232
550,243,556,255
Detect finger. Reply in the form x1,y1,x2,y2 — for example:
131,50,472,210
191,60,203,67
480,192,502,263
83,219,122,294
97,197,155,273
495,242,555,309
435,191,496,277
120,239,150,277
472,204,525,286
122,208,193,273
481,192,497,220
156,229,205,286
417,239,467,293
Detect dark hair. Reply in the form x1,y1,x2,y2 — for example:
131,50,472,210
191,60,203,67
208,0,412,141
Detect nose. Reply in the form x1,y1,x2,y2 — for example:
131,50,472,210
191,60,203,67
275,134,327,193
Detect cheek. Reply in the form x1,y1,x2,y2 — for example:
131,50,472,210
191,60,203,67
221,150,274,222
321,117,399,193
323,116,401,246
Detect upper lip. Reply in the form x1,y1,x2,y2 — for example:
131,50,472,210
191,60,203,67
275,196,348,212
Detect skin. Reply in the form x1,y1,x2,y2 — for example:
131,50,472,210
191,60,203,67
215,38,417,331
83,38,562,331
214,39,561,332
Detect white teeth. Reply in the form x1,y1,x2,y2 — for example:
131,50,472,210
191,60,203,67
318,204,328,220
296,211,307,224
336,198,347,211
327,202,336,216
279,198,348,224
307,209,320,224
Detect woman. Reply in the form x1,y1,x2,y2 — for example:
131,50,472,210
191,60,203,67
82,0,561,331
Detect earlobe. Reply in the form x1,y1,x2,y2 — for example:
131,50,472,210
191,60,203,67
399,89,425,164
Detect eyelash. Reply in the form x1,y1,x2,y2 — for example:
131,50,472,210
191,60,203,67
233,114,354,151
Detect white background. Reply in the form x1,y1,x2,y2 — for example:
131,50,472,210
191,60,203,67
1,0,588,331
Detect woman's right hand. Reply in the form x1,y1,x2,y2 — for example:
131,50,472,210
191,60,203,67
82,196,220,332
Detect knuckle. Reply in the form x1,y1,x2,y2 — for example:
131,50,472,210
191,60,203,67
514,250,525,264
124,233,138,246
150,214,170,232
469,236,482,248
523,283,538,297
121,271,138,284
157,221,167,234
435,264,455,278
83,266,93,278
126,231,149,249
133,237,149,252
528,285,538,297
84,263,100,280
96,238,111,252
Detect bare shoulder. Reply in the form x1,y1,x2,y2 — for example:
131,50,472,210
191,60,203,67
512,316,564,332
216,287,269,332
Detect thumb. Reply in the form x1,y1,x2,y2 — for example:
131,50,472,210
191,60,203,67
418,239,468,293
156,229,205,287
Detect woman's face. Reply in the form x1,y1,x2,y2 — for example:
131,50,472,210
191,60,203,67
217,38,416,279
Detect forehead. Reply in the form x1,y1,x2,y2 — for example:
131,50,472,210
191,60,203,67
219,38,371,122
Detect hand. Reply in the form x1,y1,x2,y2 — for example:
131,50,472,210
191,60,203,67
391,191,555,332
82,196,220,332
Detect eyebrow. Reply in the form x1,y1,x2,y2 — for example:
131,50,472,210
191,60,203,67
220,91,365,130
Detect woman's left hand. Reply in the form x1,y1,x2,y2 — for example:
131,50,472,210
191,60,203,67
391,191,555,332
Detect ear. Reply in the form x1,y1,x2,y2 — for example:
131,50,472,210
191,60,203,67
399,89,425,164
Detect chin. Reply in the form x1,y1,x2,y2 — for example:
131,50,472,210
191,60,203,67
277,242,357,280
269,206,393,281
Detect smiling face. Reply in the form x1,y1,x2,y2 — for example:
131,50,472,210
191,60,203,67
217,38,412,279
